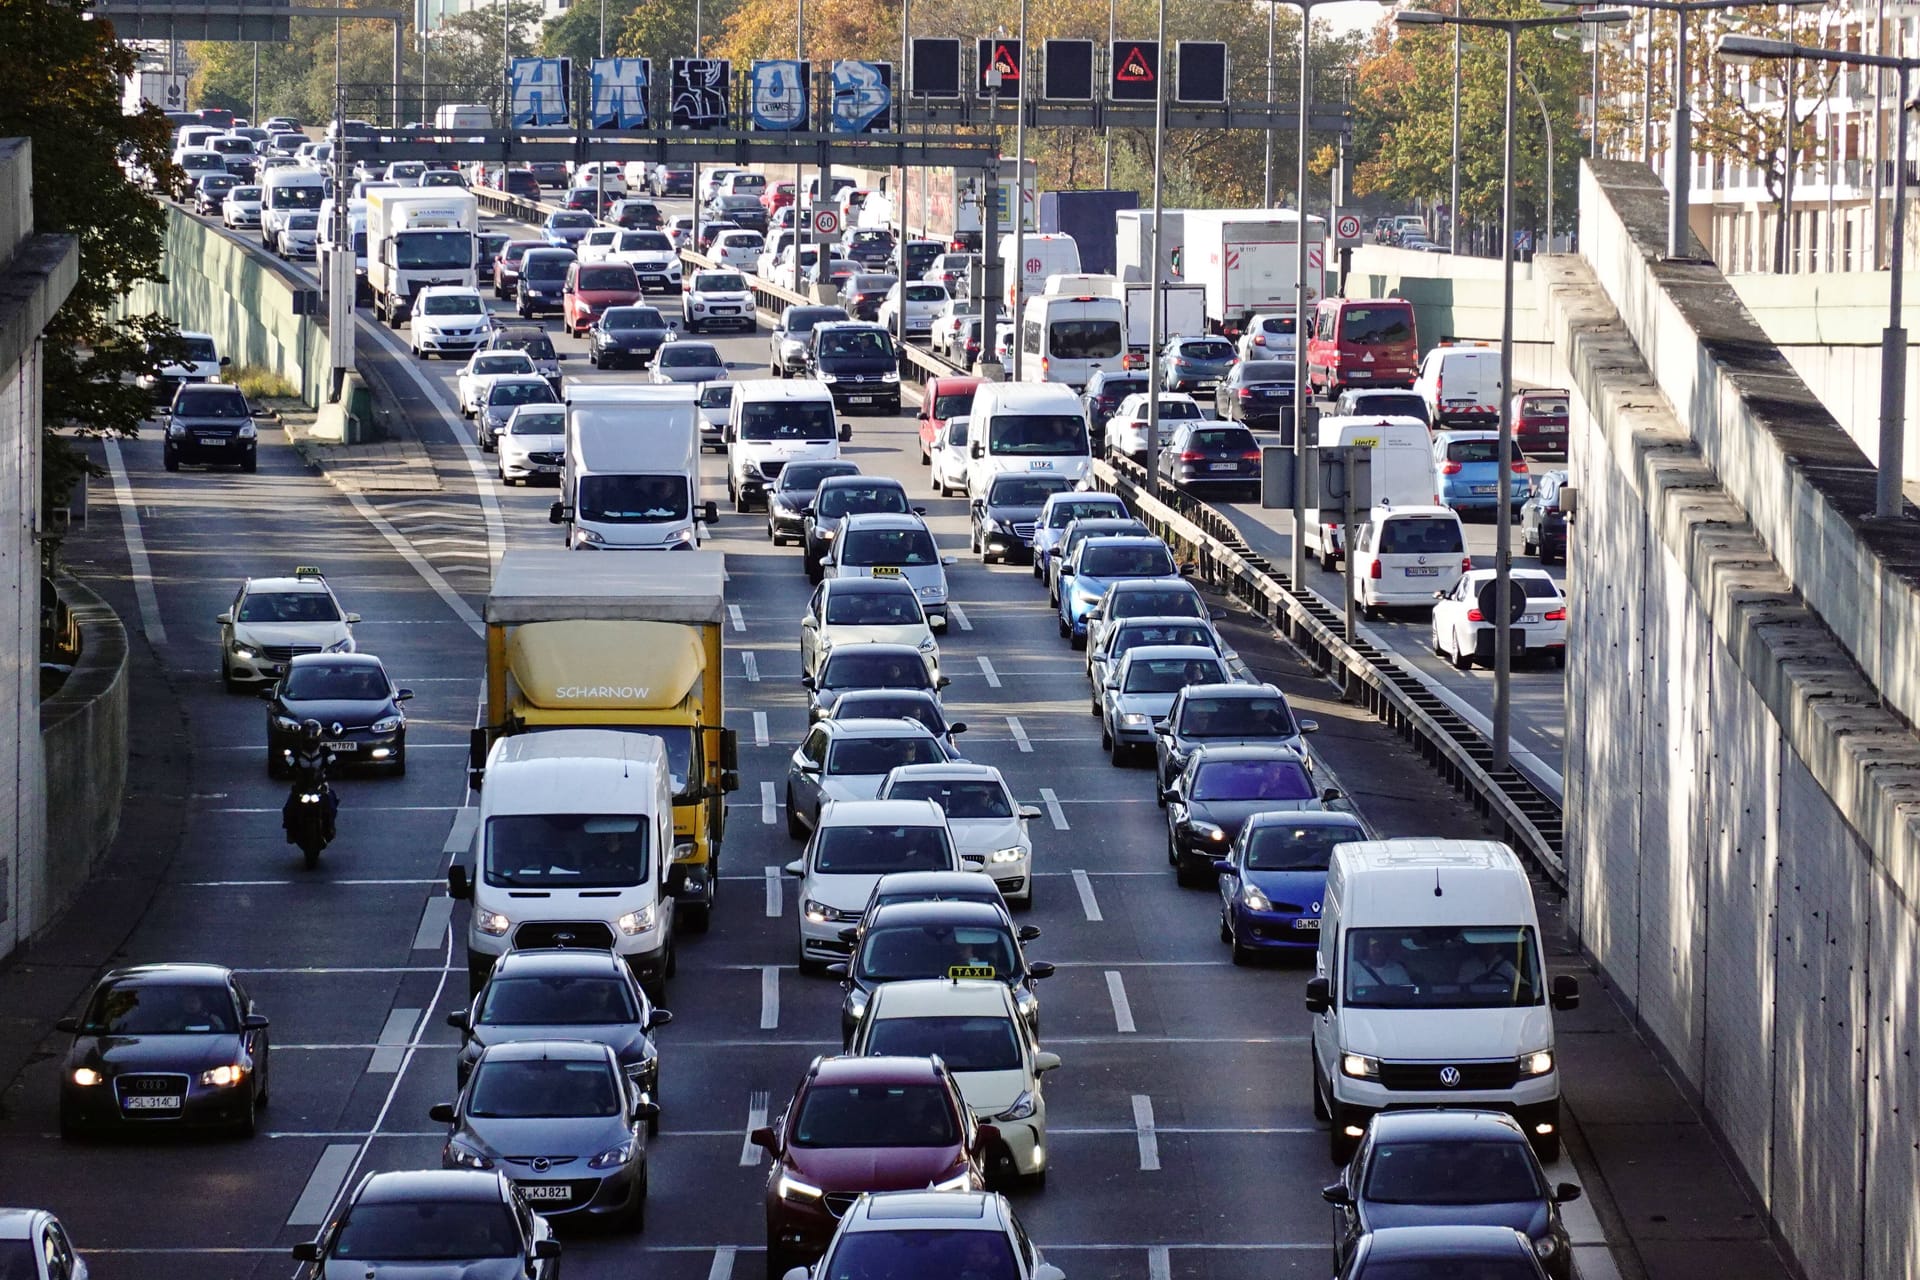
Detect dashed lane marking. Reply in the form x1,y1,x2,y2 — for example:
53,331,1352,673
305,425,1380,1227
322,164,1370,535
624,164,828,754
1040,788,1070,830
950,603,972,631
411,899,453,950
765,865,782,917
740,1092,770,1166
708,1247,738,1280
286,1143,358,1227
977,655,1001,688
761,781,777,825
1133,1095,1161,1171
729,604,746,632
1073,870,1103,922
760,966,780,1030
367,1008,423,1073
743,650,760,682
753,711,769,746
1007,716,1032,753
1106,971,1137,1033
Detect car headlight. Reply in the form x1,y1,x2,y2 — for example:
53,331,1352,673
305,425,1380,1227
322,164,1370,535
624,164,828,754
617,905,656,935
231,642,257,660
1240,883,1272,911
817,527,836,540
846,987,870,1020
917,584,942,600
818,372,839,383
741,461,764,479
238,423,257,439
928,1169,974,1193
1187,819,1226,843
476,909,511,937
273,715,303,732
1121,712,1150,728
588,1138,635,1169
1340,1053,1381,1079
71,1067,104,1087
1518,1049,1555,1077
918,635,938,653
576,528,605,545
882,370,900,383
446,1138,494,1169
200,1063,248,1087
167,423,185,438
370,714,403,734
989,847,1026,864
777,1172,824,1202
324,638,355,653
996,1090,1037,1121
802,898,853,924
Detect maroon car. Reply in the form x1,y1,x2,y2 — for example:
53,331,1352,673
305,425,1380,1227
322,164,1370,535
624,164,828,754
1512,387,1570,458
492,239,546,301
753,1055,991,1277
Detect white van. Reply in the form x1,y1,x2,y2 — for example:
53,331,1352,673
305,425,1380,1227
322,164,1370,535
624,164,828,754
726,378,852,511
555,385,717,550
260,166,326,248
453,728,679,997
964,381,1092,500
572,160,627,195
1413,342,1503,429
1306,838,1580,1161
998,232,1082,310
1019,293,1127,391
433,103,493,132
1349,505,1468,616
1043,273,1120,297
1304,415,1437,570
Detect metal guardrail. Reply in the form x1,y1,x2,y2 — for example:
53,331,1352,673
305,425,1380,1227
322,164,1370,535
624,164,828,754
1092,453,1566,885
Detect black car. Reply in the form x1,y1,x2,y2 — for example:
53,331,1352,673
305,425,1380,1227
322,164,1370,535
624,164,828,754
589,305,676,369
842,228,896,270
263,652,412,775
804,474,917,580
1153,681,1315,801
824,688,968,756
805,643,948,723
610,198,662,229
806,322,900,415
527,160,571,188
498,168,542,200
1164,744,1338,884
831,899,1052,1043
486,324,563,390
1155,421,1262,499
901,238,944,281
1217,358,1295,430
1326,1111,1580,1280
57,963,270,1138
1333,1225,1552,1280
708,193,768,230
163,382,257,473
194,171,241,214
768,459,861,545
515,247,576,318
971,473,1074,564
771,304,852,377
1521,469,1569,565
291,1170,562,1278
838,273,898,321
1081,369,1149,436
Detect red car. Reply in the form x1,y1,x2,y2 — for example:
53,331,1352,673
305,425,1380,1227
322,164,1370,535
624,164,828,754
918,374,983,462
492,238,547,300
762,180,796,214
1512,387,1570,458
752,1055,990,1278
562,261,642,337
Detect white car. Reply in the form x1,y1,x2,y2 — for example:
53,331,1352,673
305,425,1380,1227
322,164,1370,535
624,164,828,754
1102,391,1203,461
875,280,950,337
664,215,695,251
710,229,764,272
800,576,939,680
276,212,319,258
822,512,955,630
931,415,972,498
1351,505,1470,615
807,1193,1064,1280
408,285,492,359
496,403,565,486
571,160,626,195
0,1209,89,1280
222,184,263,229
849,979,1060,1183
994,320,1015,364
879,763,1040,906
607,229,682,294
782,798,962,969
1236,312,1297,363
574,226,621,264
217,567,359,690
456,349,538,417
682,268,755,334
1429,567,1567,670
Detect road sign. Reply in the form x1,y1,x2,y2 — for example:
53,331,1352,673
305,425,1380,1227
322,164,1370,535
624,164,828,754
911,38,961,98
1334,210,1363,247
976,38,1022,98
1110,39,1158,102
814,209,841,235
1174,41,1227,104
1043,39,1094,101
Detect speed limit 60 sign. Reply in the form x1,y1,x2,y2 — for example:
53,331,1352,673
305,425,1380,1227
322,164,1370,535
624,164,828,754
1333,209,1363,248
814,208,840,234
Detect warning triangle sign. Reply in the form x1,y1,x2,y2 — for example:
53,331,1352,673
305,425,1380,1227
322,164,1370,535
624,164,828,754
1118,46,1153,81
992,44,1020,76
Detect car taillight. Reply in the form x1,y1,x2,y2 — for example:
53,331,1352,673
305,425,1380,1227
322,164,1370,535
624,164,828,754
1239,387,1254,398
1544,607,1567,621
1254,335,1266,346
1467,607,1485,622
1180,450,1204,462
1241,449,1261,460
1512,460,1529,474
1462,556,1473,572
1440,461,1462,475
1040,357,1050,373
1368,559,1382,579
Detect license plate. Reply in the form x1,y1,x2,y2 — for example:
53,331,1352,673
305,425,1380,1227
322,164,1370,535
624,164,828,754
1404,566,1440,577
1472,485,1495,494
712,306,737,314
326,740,359,752
516,1183,572,1202
1520,614,1542,624
1209,463,1237,472
197,436,227,445
1292,918,1322,930
124,1095,182,1110
871,565,902,577
848,395,874,404
1027,462,1054,471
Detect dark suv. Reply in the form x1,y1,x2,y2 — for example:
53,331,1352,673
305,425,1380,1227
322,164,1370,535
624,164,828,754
515,247,576,318
1520,468,1569,565
805,322,900,415
804,474,917,580
164,382,257,472
1081,369,1148,436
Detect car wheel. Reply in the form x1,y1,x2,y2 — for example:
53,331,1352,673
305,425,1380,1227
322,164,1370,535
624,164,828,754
1099,719,1112,750
1451,637,1474,671
1070,628,1086,651
163,446,179,473
624,1168,648,1232
1230,920,1254,966
968,523,980,554
1521,529,1537,557
241,454,257,474
231,1093,258,1138
785,783,806,839
1110,737,1128,767
1090,692,1101,717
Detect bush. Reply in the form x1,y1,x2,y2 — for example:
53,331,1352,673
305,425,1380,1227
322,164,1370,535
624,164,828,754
228,365,298,400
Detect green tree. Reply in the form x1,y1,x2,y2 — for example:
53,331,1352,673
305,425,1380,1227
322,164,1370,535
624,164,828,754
0,0,180,511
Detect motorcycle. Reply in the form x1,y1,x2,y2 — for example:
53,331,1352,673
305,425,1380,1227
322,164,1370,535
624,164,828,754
281,748,338,869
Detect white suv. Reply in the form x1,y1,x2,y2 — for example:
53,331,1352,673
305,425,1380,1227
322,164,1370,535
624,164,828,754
781,797,961,970
683,268,755,334
409,285,492,359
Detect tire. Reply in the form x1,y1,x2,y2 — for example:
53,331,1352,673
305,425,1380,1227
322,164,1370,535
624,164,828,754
1451,639,1473,671
682,898,712,934
1070,629,1086,651
785,784,806,839
231,1095,258,1138
241,455,257,474
1521,530,1537,557
1057,613,1070,639
163,448,179,473
625,1169,648,1232
1230,920,1254,966
1099,720,1112,751
1109,738,1127,767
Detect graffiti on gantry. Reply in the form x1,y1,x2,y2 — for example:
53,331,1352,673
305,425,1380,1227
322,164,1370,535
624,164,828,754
831,61,893,133
671,58,732,130
589,57,650,130
510,57,571,126
749,60,810,131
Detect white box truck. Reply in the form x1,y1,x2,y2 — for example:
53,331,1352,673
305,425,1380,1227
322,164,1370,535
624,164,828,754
1303,415,1438,569
365,187,479,326
1180,209,1327,335
554,385,717,550
1122,281,1208,355
1115,208,1186,283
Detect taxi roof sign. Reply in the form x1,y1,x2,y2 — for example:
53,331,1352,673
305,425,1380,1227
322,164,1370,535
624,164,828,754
948,964,996,981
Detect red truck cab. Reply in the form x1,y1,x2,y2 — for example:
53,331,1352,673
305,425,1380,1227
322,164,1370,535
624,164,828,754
1306,298,1419,398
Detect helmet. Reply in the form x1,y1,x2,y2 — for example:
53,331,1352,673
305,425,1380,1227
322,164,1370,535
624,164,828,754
301,719,324,742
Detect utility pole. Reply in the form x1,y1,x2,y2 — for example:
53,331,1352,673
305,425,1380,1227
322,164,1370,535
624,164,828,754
1010,0,1030,380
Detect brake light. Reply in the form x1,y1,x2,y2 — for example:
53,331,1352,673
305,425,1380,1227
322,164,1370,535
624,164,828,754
1512,460,1528,474
1240,449,1261,461
1435,374,1443,397
1466,607,1485,622
1254,334,1266,346
1239,387,1254,398
1368,558,1382,579
1180,451,1205,463
1462,556,1473,572
1440,461,1462,475
1544,607,1566,621
1040,357,1050,373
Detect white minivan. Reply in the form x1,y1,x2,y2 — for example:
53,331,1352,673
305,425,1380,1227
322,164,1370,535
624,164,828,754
1349,505,1468,616
451,728,678,998
726,378,852,511
1019,293,1127,391
964,381,1092,501
1413,342,1503,429
1304,415,1437,570
1306,838,1581,1162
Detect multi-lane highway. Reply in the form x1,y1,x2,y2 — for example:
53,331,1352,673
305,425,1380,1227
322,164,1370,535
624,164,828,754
0,195,1611,1279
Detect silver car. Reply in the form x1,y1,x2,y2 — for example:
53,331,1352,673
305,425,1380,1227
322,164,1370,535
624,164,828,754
1099,645,1230,766
648,340,725,384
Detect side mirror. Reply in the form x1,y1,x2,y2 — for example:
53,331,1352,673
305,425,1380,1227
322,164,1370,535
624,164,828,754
1299,718,1319,733
750,1125,778,1152
257,686,278,701
1550,974,1580,1010
216,611,233,624
937,676,951,689
1321,1183,1353,1205
220,355,232,366
1321,787,1342,803
941,555,958,566
446,864,472,900
824,962,849,977
548,502,565,525
428,1102,457,1124
632,1097,661,1123
1032,1050,1062,1073
55,1016,78,1034
782,859,805,876
974,1122,1001,1148
1553,1181,1583,1203
703,500,719,523
1304,975,1332,1014
396,689,415,702
1028,961,1057,980
799,675,815,690
446,1009,469,1030
244,1012,271,1030
1057,565,1073,579
1178,562,1196,576
1213,858,1236,875
1017,805,1041,821
290,1242,321,1262
646,1008,674,1029
839,423,853,442
534,1239,562,1261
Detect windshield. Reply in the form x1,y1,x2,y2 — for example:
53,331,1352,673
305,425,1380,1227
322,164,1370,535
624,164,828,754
1241,361,1294,384
270,183,322,209
282,663,389,700
1344,926,1544,1008
332,1202,521,1261
821,648,933,691
231,187,260,201
840,527,939,567
825,589,923,626
658,344,721,368
886,779,1012,820
988,476,1072,506
786,307,848,335
695,272,747,292
236,590,338,623
1047,498,1126,528
778,461,858,492
552,212,593,228
819,329,896,359
1111,587,1201,619
831,694,945,735
1341,306,1414,346
859,925,1016,981
1082,544,1175,578
618,231,671,252
812,822,952,872
1523,396,1569,417
987,413,1087,456
1243,821,1358,871
819,483,908,518
1190,428,1256,452
1378,518,1464,555
791,1083,958,1148
721,234,763,251
173,388,248,417
864,1015,1021,1072
496,333,556,360
484,813,649,888
1445,439,1500,464
287,213,318,230
473,354,533,375
1050,319,1123,359
488,382,557,410
821,1232,1018,1280
1112,623,1213,657
420,293,482,316
479,974,637,1025
603,308,667,331
825,735,946,777
1123,656,1226,693
468,1057,622,1118
1179,339,1234,361
578,265,637,291
1365,1140,1544,1205
932,392,976,420
1351,393,1426,417
905,284,944,302
578,474,689,524
1190,758,1313,802
738,401,836,441
395,231,472,270
700,385,734,409
81,982,234,1034
523,256,572,283
1179,694,1296,737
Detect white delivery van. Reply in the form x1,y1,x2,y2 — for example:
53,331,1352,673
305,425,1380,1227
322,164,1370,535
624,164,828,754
998,232,1081,310
259,166,326,249
1349,505,1468,617
965,381,1092,500
1304,415,1437,570
452,728,679,997
726,378,853,512
1306,838,1580,1161
1043,273,1120,297
555,385,718,550
1414,342,1504,429
433,103,493,131
1019,292,1127,390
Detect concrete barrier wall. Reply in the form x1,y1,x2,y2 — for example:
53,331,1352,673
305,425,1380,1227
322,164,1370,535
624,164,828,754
36,574,128,929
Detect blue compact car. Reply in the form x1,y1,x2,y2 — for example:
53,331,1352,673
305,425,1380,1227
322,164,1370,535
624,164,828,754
1214,810,1370,962
1433,430,1532,513
1055,535,1183,648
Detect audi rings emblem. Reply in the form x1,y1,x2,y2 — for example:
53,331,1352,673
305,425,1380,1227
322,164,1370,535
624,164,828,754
1438,1066,1462,1088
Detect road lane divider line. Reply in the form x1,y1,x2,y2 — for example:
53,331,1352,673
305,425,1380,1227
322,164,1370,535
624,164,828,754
708,1246,737,1280
728,604,746,633
1105,971,1136,1033
367,1008,423,1073
1132,1095,1161,1171
761,781,777,825
1007,716,1032,753
740,1092,770,1166
1040,789,1069,830
347,493,484,638
286,1143,358,1227
1148,1245,1172,1280
442,807,478,859
753,711,769,746
743,650,760,682
765,866,782,917
760,966,780,1030
103,440,167,645
1072,870,1103,922
950,603,972,631
977,655,1001,688
411,899,454,951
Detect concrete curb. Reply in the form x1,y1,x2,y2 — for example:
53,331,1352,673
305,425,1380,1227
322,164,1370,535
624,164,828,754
275,346,443,495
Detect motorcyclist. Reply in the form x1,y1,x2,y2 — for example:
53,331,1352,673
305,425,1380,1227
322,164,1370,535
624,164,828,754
282,719,339,843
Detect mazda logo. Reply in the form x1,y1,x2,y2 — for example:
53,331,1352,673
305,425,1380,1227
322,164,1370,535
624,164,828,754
1439,1066,1462,1088
532,1157,550,1172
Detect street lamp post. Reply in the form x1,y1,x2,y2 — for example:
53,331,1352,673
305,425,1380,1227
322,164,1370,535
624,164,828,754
1010,0,1030,380
1396,6,1628,772
1145,0,1170,496
1719,34,1913,519
1520,72,1554,249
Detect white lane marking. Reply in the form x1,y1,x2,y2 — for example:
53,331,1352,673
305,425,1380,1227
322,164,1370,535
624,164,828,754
1040,788,1070,830
205,803,462,815
728,603,746,633
1133,1095,1161,1171
1148,1245,1172,1280
760,965,780,1030
761,781,776,825
1007,716,1032,753
765,865,782,917
348,493,484,638
286,1143,359,1226
743,650,760,682
1106,971,1137,1033
740,1091,771,1166
977,655,1001,688
442,808,478,858
411,899,453,950
950,603,972,631
708,1247,738,1280
1073,870,1103,922
367,1008,422,1073
103,440,167,645
753,711,769,747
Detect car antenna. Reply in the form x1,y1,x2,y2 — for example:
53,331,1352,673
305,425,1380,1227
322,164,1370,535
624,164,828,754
1434,868,1444,898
